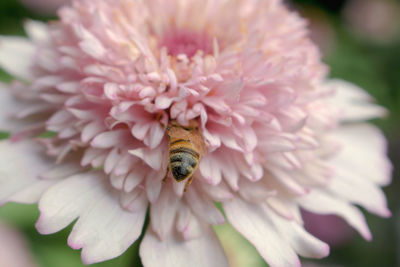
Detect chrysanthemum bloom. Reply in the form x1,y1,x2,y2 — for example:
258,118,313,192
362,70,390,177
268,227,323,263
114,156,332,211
0,0,391,266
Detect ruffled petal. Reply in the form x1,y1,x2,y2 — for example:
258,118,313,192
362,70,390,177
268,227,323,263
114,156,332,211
36,171,147,264
224,197,301,267
140,225,228,267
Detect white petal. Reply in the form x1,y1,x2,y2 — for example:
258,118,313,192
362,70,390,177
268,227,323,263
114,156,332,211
224,197,301,267
0,37,35,80
328,79,387,121
0,140,53,204
24,20,49,44
36,172,147,264
140,226,228,267
185,186,225,225
266,205,329,259
331,123,392,186
150,184,179,240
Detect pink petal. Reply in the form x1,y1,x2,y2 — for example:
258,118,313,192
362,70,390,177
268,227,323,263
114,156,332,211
175,205,202,240
199,155,222,185
155,95,174,109
0,221,37,267
91,130,130,149
120,189,148,212
129,147,164,170
145,169,164,203
36,171,147,264
150,184,179,240
147,123,165,149
140,226,228,267
224,197,301,267
123,167,146,192
104,148,121,174
185,186,225,225
81,121,106,143
266,205,330,259
131,122,151,140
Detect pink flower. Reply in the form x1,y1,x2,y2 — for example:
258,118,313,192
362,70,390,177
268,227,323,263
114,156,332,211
0,0,391,266
19,0,71,14
302,210,355,247
343,0,400,43
0,222,37,267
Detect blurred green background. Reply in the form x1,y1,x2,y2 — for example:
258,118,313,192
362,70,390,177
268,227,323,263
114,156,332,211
0,0,399,266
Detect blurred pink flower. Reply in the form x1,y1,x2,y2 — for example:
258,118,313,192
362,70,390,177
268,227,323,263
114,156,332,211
0,0,392,266
343,0,400,43
19,0,71,14
302,210,355,247
0,222,37,267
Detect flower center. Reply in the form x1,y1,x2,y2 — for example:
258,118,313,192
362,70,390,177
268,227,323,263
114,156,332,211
159,28,213,58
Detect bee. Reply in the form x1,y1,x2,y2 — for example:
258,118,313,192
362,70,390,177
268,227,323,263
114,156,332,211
164,120,206,192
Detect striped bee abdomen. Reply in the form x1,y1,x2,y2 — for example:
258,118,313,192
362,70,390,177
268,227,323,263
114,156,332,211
169,140,200,182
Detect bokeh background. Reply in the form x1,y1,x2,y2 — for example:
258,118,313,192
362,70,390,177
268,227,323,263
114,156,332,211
0,0,399,266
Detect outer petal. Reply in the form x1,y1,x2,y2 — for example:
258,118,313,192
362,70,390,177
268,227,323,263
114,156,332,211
223,197,301,267
36,172,147,264
0,140,54,204
326,123,391,217
330,123,392,186
140,225,228,267
0,37,35,80
328,79,387,121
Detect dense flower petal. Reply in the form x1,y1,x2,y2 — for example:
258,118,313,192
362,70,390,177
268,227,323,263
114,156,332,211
0,0,392,266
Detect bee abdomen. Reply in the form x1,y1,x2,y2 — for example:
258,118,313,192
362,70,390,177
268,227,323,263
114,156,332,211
169,147,199,181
